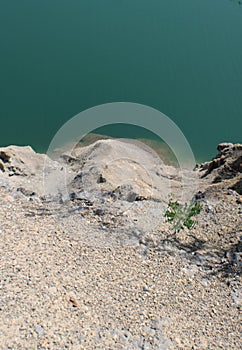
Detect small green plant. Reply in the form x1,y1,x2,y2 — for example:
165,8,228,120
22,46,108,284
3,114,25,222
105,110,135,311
164,195,202,232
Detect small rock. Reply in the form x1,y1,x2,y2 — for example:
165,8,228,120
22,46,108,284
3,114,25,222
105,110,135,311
35,325,44,336
231,288,242,307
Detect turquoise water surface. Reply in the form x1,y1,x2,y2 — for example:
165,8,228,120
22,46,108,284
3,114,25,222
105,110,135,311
0,0,242,161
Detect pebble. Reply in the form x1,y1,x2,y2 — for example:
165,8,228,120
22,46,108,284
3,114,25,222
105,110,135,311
35,326,44,336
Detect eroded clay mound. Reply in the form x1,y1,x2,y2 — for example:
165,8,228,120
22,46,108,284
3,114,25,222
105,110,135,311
63,139,183,202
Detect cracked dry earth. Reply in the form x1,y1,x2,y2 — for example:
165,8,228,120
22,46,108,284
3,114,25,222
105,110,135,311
0,183,241,350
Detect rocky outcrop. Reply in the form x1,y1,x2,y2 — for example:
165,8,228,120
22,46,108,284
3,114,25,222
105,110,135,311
0,146,45,176
0,141,241,202
0,141,180,202
198,143,242,194
0,145,60,197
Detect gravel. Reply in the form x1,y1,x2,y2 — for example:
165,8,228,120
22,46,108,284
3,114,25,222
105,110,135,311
0,183,241,349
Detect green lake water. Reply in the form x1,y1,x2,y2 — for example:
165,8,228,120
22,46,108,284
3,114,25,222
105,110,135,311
0,0,242,162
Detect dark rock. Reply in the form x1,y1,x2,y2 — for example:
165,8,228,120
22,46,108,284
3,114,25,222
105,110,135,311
135,195,147,201
0,151,10,163
94,209,105,216
60,154,77,164
231,156,242,173
111,185,139,202
0,160,5,172
217,143,233,153
97,174,106,183
69,192,76,200
230,178,242,195
17,187,36,197
194,191,205,201
8,165,26,176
